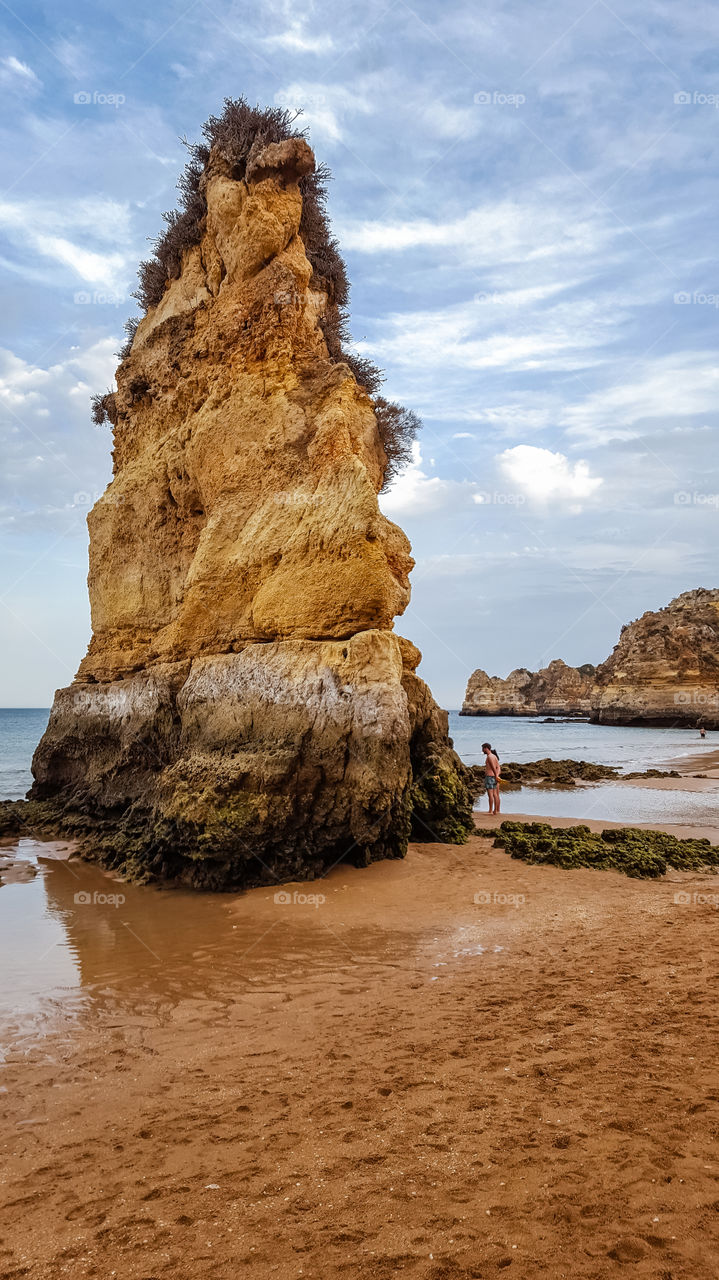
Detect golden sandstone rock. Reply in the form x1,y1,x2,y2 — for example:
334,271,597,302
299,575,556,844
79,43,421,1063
461,590,719,727
591,588,719,727
31,103,475,887
461,659,596,718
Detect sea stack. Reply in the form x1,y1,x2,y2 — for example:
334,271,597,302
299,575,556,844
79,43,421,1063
30,100,475,887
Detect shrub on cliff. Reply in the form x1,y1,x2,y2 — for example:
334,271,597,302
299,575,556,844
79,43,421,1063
132,99,358,375
109,96,420,490
373,398,421,490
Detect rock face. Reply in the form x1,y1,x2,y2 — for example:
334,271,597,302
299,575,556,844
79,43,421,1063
462,589,719,726
31,105,475,887
460,660,596,717
591,588,719,727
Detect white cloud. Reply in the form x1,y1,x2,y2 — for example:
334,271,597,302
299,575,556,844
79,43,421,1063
338,197,615,266
563,352,719,444
380,443,452,516
273,81,373,143
495,445,603,513
264,23,335,53
0,338,115,529
1,56,41,86
357,293,616,375
0,197,132,291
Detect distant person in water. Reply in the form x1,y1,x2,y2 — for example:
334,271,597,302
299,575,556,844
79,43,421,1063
699,726,707,738
482,742,501,814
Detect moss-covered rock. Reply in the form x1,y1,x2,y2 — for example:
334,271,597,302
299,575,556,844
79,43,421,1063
488,820,719,879
410,755,475,844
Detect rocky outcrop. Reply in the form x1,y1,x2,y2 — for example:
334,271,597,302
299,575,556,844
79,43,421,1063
591,588,719,727
462,589,719,727
460,659,596,717
30,102,475,887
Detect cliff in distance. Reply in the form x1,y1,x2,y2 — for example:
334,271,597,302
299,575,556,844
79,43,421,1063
462,588,719,727
30,99,476,887
461,659,596,717
592,588,719,726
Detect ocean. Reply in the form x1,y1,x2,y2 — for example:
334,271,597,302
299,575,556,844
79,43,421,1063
1,707,718,825
0,709,49,801
448,711,713,771
449,712,719,825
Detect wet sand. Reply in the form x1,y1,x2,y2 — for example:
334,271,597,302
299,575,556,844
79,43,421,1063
2,831,719,1279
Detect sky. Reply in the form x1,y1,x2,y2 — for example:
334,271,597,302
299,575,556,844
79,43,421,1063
0,0,717,708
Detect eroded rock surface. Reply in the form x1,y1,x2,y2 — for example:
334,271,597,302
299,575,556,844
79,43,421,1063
592,588,719,727
30,109,475,886
462,589,719,726
460,659,595,717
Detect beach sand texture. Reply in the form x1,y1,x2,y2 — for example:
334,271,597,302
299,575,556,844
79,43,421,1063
2,827,719,1278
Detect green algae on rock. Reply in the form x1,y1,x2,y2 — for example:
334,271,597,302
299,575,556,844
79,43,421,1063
488,820,719,879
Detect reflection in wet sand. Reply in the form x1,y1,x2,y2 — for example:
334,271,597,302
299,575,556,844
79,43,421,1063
3,838,449,1049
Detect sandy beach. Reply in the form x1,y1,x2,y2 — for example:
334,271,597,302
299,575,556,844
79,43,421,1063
2,822,719,1279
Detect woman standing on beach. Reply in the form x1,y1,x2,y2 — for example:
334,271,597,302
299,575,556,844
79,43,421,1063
482,743,501,815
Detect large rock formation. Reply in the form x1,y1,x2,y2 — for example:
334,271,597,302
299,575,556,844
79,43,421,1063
462,589,719,726
460,659,596,717
591,588,719,727
30,102,475,887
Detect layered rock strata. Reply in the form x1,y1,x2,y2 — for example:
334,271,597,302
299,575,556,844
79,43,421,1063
462,589,719,727
460,659,595,717
30,112,475,886
591,588,719,727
